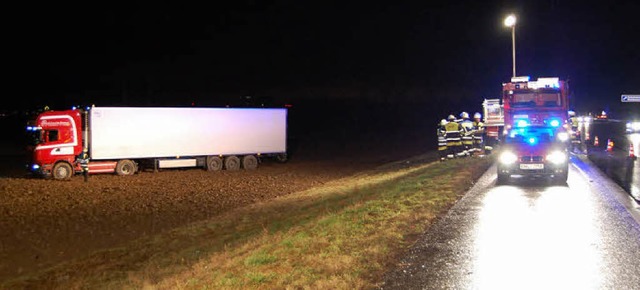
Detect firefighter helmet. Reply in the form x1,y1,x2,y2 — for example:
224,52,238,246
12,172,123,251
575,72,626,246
473,112,482,119
440,119,448,126
448,115,456,121
460,112,469,119
568,110,576,117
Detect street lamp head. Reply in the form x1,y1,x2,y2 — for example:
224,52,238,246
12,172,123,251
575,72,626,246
504,15,516,27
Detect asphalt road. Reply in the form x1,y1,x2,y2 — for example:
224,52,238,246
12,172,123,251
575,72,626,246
380,155,640,290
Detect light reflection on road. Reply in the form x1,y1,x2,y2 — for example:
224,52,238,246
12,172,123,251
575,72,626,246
472,177,604,289
380,160,640,290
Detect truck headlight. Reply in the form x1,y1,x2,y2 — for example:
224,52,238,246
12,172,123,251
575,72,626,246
546,151,567,165
627,122,640,132
499,151,518,165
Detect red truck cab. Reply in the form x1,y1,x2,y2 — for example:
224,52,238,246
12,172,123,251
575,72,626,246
26,109,84,179
483,77,571,145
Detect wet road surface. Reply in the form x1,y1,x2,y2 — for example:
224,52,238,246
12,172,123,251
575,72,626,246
380,155,640,290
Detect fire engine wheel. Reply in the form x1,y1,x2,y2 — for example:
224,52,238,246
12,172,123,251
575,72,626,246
206,156,223,171
497,173,509,184
52,162,73,181
224,156,240,171
554,172,568,184
242,155,258,170
116,159,137,176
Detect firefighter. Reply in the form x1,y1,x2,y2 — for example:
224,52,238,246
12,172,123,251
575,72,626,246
472,112,485,154
459,112,474,156
444,114,463,158
568,110,579,131
437,119,448,161
77,149,90,182
567,110,580,151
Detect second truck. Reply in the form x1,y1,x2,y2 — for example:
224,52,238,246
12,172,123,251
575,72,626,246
26,106,288,180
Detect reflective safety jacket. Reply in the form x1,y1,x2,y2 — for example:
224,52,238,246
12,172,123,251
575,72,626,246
472,121,484,143
460,119,474,146
568,117,579,129
444,121,463,146
437,125,447,151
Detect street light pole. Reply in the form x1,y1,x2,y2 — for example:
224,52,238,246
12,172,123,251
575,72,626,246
504,15,517,78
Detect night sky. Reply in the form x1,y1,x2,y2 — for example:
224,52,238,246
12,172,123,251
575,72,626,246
6,1,640,114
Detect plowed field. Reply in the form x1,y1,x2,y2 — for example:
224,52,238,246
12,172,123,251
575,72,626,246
0,102,433,281
0,148,429,281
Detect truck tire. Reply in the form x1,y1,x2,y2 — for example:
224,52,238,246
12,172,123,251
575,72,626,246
206,156,223,171
224,156,240,171
242,155,258,170
116,159,137,176
52,162,73,181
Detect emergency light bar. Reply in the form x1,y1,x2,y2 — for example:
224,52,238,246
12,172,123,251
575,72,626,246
516,119,529,127
546,118,562,127
528,77,560,89
511,76,530,82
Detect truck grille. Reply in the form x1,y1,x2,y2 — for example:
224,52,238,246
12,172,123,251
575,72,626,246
520,156,543,162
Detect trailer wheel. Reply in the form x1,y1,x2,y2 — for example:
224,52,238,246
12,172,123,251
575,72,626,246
275,153,288,163
242,155,258,170
224,156,240,171
206,156,223,171
116,159,137,176
52,162,73,181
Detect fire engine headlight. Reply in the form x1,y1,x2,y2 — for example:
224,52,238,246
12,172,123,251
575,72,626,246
31,164,40,170
546,151,567,165
627,122,640,132
499,151,518,165
557,132,569,142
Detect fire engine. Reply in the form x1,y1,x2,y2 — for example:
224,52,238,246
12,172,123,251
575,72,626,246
490,76,572,183
26,106,288,180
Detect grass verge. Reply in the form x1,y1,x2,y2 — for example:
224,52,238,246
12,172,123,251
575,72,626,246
3,155,492,289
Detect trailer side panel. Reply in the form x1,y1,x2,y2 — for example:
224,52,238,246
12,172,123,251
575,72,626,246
89,107,287,160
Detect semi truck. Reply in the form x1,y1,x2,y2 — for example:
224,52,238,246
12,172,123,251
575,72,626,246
493,76,572,183
26,106,288,180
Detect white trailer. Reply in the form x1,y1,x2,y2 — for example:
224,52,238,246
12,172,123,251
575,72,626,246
87,107,288,173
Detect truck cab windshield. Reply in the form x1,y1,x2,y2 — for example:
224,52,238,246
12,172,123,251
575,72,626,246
26,128,43,146
511,91,562,108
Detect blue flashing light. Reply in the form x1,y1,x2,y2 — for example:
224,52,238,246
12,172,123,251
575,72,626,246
528,137,538,145
516,119,529,127
549,119,561,127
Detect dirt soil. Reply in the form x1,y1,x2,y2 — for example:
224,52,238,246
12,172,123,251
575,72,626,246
0,147,432,281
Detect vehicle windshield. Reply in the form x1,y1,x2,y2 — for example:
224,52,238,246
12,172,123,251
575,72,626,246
509,90,562,108
25,128,43,146
505,126,562,145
